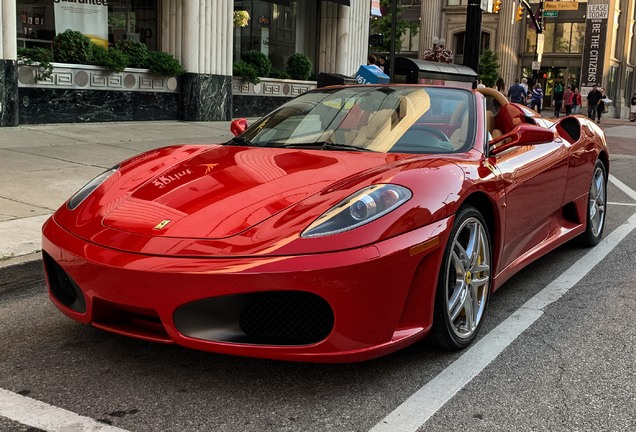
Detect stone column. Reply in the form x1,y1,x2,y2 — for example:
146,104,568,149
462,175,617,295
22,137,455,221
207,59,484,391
1,0,18,127
497,1,522,90
160,0,232,121
320,0,369,75
419,0,444,57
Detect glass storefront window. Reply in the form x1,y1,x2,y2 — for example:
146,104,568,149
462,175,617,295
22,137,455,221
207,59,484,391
525,22,584,54
16,0,157,51
525,26,537,53
234,0,318,74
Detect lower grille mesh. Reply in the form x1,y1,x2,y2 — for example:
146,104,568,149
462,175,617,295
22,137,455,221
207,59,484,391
239,292,334,344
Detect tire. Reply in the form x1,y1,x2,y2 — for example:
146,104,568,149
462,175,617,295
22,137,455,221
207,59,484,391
430,206,492,350
579,160,607,247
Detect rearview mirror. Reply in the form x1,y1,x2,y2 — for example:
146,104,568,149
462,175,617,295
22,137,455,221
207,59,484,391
230,118,248,136
489,124,555,156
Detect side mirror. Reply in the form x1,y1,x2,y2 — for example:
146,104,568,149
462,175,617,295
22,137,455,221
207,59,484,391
489,124,555,156
230,118,248,136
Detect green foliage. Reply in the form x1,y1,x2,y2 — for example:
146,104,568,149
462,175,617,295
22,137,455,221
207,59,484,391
268,68,291,79
478,49,500,88
145,51,186,76
52,29,93,64
17,47,54,81
114,39,149,69
370,0,419,53
286,53,312,81
241,50,272,77
91,45,130,73
233,60,260,84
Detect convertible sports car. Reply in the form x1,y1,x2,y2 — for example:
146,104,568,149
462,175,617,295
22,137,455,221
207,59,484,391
42,85,608,362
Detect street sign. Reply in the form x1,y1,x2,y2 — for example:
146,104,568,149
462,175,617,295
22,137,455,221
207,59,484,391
537,33,545,55
543,11,558,17
532,61,541,71
544,1,578,11
480,0,489,12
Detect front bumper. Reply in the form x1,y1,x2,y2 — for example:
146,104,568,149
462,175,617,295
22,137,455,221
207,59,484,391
42,216,451,362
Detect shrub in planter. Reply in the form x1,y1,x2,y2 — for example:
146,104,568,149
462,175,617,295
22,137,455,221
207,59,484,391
286,53,312,81
114,39,149,69
233,60,259,84
268,68,290,80
17,47,54,81
52,29,93,64
241,50,271,78
91,45,130,73
145,51,186,76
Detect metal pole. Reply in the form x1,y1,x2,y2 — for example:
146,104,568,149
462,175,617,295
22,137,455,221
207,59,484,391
463,0,482,87
389,0,397,83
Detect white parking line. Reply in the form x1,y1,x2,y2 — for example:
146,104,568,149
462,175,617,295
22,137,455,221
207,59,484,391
0,388,129,432
370,177,636,432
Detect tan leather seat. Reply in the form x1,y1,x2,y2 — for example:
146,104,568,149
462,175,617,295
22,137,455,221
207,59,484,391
486,110,503,139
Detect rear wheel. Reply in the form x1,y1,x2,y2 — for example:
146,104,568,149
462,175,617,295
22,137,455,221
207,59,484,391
430,206,492,350
579,160,607,246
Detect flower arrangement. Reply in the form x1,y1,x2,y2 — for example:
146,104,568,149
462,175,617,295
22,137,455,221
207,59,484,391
233,11,250,28
422,46,454,64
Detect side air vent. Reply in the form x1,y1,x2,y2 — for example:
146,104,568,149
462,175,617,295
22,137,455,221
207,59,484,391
43,252,87,313
557,117,581,143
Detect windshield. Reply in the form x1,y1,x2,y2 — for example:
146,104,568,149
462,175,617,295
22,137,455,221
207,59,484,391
232,86,476,154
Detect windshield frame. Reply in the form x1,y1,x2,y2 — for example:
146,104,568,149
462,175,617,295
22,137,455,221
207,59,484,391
232,85,477,155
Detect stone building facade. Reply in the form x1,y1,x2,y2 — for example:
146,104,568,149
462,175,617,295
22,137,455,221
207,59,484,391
0,0,370,127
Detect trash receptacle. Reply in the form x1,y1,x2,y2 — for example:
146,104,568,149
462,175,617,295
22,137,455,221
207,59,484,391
317,73,358,88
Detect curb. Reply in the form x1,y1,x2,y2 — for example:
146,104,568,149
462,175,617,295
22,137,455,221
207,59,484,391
0,256,45,298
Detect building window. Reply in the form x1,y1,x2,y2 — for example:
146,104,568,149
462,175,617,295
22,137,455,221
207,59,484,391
525,22,583,54
607,65,618,103
400,0,421,5
447,0,468,5
401,27,420,53
234,0,318,74
454,32,490,56
16,0,158,51
625,69,634,107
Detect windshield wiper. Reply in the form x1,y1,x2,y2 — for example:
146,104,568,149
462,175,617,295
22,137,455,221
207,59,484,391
225,136,256,147
321,143,373,152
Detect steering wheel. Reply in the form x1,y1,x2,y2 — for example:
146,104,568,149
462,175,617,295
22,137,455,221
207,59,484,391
415,125,451,143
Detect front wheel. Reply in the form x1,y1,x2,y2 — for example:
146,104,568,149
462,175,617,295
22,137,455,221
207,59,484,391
579,160,607,246
430,206,492,350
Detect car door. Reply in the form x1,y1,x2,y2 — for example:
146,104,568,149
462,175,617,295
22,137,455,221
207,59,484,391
491,136,569,270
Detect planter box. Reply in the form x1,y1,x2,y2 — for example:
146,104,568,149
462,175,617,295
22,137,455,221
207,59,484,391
17,63,179,124
232,77,317,118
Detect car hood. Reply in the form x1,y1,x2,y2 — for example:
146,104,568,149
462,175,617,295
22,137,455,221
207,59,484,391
103,145,414,239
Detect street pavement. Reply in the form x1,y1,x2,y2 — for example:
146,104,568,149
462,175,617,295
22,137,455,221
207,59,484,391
0,116,634,268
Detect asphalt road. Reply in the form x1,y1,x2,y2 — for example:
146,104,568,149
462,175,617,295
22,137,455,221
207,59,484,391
1,131,635,432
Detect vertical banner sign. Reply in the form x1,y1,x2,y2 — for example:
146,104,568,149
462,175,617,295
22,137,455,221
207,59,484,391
54,0,109,49
580,2,609,96
371,0,382,17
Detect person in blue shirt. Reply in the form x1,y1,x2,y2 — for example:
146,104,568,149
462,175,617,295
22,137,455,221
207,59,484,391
507,77,528,104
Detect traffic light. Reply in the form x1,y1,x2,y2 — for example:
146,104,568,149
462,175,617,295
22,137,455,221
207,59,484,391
516,5,524,21
493,0,502,13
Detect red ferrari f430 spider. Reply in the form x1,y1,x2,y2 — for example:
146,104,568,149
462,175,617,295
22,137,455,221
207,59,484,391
42,85,608,362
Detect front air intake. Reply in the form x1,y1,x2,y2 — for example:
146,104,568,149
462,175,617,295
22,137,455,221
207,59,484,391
43,252,86,314
174,291,335,346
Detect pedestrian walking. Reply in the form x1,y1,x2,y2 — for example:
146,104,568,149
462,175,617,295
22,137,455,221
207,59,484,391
494,78,505,94
587,85,603,121
507,77,527,104
530,83,543,114
572,88,581,114
630,92,636,122
563,86,573,116
553,84,564,118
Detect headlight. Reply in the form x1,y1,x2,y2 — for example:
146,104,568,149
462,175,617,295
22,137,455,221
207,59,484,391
67,166,119,210
301,184,412,238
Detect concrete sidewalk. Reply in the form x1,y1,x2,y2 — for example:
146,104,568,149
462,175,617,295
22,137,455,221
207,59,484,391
0,120,238,267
